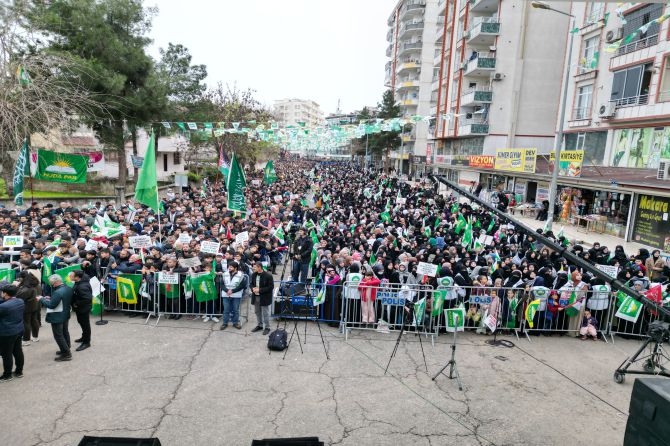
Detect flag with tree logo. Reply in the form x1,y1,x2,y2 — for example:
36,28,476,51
54,264,82,287
117,274,142,304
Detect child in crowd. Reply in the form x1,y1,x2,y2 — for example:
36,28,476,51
580,310,598,341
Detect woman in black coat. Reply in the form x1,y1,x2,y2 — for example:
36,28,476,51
17,272,40,345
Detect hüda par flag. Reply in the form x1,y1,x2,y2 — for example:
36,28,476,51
615,295,643,323
445,304,465,332
134,132,159,212
263,160,277,184
226,153,247,215
525,299,541,328
117,274,142,304
413,297,426,327
188,272,218,303
55,264,82,288
34,149,88,184
13,139,30,206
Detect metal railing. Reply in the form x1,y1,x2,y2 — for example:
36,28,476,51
616,34,658,57
571,106,590,120
612,95,648,107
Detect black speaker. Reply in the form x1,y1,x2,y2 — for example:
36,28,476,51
78,436,161,446
251,437,323,446
624,379,670,446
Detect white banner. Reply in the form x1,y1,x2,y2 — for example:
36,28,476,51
178,257,201,269
235,231,249,245
417,262,438,277
177,233,192,245
200,241,221,255
158,272,179,284
2,236,23,248
128,235,152,249
595,264,619,278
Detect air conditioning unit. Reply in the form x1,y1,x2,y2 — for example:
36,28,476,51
465,113,473,119
598,102,616,118
460,62,468,70
492,72,504,81
606,27,624,43
657,161,670,180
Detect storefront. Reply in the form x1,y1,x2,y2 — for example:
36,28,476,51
555,186,631,238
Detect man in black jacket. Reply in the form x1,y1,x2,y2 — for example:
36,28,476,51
250,262,274,335
71,270,93,351
291,228,313,284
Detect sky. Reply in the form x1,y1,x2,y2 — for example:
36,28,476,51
148,0,397,116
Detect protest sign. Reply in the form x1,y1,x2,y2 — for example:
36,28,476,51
235,231,249,244
200,241,221,255
158,272,179,285
177,233,192,245
129,235,152,249
178,257,201,269
2,235,23,248
417,262,438,277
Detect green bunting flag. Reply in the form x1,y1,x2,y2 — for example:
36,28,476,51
117,273,142,304
445,304,465,332
274,226,286,244
0,268,16,283
55,264,82,288
134,132,159,212
226,153,247,216
13,139,30,206
525,299,541,328
34,149,88,184
413,297,426,327
263,160,277,185
564,291,582,317
431,290,446,317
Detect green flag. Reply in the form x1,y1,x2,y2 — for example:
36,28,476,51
615,295,643,323
487,214,496,233
34,149,88,184
380,210,391,224
263,160,278,185
431,290,446,317
565,290,582,317
226,153,247,216
117,274,142,304
0,268,16,283
413,297,426,327
309,230,320,269
507,296,518,329
189,272,218,302
525,299,541,328
434,215,441,230
454,214,467,235
444,304,465,332
13,139,30,206
42,254,54,283
369,251,376,266
451,201,459,214
461,219,473,248
54,264,82,288
134,132,159,212
160,281,181,299
16,65,31,85
274,226,286,244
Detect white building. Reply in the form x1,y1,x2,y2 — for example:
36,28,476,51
273,98,324,128
117,129,188,181
385,0,439,173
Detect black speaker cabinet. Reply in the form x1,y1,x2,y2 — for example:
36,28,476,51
78,436,162,446
251,437,323,446
624,379,670,446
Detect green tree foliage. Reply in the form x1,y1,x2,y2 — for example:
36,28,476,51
28,0,167,185
356,90,401,170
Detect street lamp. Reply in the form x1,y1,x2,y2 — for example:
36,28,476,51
531,1,575,231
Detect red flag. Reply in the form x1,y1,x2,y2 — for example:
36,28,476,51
645,284,663,304
226,226,233,240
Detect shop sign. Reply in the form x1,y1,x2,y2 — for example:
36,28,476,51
494,148,537,173
469,155,495,169
549,150,584,177
451,155,470,166
632,194,670,251
425,144,433,165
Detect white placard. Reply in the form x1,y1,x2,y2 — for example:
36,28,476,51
177,233,192,245
416,262,439,277
158,272,179,284
235,231,249,244
84,239,99,252
129,235,152,249
484,313,497,333
251,179,261,186
478,234,494,246
290,194,300,199
367,239,375,246
89,276,105,297
178,257,201,269
200,241,221,255
274,195,283,203
595,264,619,278
396,197,406,205
2,236,23,248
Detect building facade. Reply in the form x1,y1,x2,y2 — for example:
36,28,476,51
273,98,324,128
385,0,439,173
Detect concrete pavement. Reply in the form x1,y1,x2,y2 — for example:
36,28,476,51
0,313,644,446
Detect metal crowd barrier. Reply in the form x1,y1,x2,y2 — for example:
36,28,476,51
606,283,667,342
271,280,343,325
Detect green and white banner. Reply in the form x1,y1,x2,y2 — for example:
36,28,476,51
226,153,247,216
33,149,87,184
615,295,643,323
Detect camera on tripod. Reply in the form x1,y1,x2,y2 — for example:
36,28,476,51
648,321,670,343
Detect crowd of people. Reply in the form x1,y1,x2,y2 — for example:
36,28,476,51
1,156,670,382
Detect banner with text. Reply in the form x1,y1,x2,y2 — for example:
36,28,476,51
494,148,537,173
632,194,670,251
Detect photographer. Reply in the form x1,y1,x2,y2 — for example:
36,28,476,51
291,228,313,284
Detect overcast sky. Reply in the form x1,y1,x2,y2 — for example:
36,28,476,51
149,0,397,116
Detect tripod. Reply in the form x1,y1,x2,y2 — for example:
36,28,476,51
613,321,670,384
95,268,109,326
432,314,463,391
385,301,428,375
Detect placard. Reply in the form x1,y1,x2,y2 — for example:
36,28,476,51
396,197,406,205
128,235,152,249
595,264,619,278
158,272,179,284
416,262,438,277
478,234,494,246
89,276,105,297
200,241,221,255
251,179,261,186
178,257,201,269
445,307,465,332
484,313,497,333
2,236,23,248
84,239,99,252
274,195,283,203
235,231,249,244
177,233,192,245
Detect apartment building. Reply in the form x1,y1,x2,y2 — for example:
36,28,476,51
273,98,324,129
385,0,440,173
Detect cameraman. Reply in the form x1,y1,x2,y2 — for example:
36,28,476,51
291,228,313,284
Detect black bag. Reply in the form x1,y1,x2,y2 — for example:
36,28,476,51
267,328,288,351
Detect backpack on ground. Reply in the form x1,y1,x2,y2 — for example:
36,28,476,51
267,327,288,351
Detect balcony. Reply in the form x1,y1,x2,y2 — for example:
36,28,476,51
469,0,498,14
401,133,415,143
466,17,500,45
463,52,496,77
397,78,420,90
460,87,492,107
400,21,424,39
402,1,426,17
458,118,489,136
386,44,393,57
615,34,658,58
612,94,649,108
399,41,423,56
396,59,420,73
400,98,419,106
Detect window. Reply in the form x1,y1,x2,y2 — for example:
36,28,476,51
575,84,593,119
580,36,599,72
659,55,670,102
610,63,652,106
585,2,605,24
163,154,168,172
173,152,181,165
617,3,663,55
